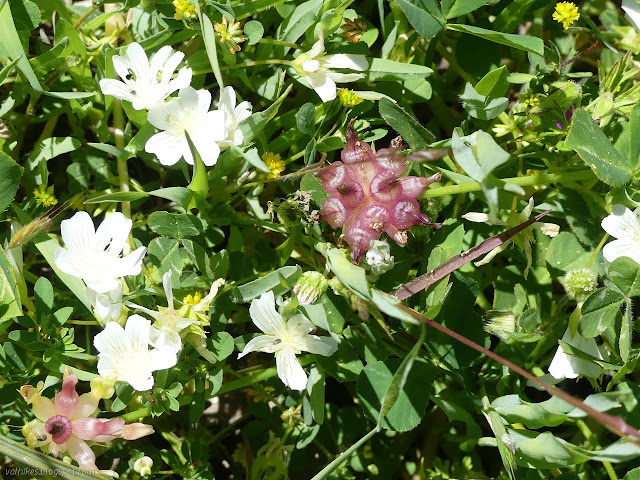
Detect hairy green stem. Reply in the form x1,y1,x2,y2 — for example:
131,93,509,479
258,38,300,49
112,99,133,250
193,59,294,76
422,169,594,198
309,426,379,480
73,5,98,30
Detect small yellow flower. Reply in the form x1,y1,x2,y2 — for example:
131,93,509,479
521,89,540,108
338,88,364,107
183,291,203,306
262,152,285,179
172,0,197,21
213,16,247,54
247,384,275,403
33,184,58,207
553,2,580,29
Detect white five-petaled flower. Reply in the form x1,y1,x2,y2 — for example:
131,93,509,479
217,86,252,148
601,204,640,264
462,198,560,278
94,314,177,391
99,42,192,110
238,291,339,390
293,30,368,102
548,327,603,380
54,212,147,294
145,87,227,166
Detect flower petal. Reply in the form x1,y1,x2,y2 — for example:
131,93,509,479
94,212,131,256
249,290,286,335
602,239,640,264
238,334,281,358
147,99,180,131
149,326,183,354
549,328,603,379
125,43,150,81
307,30,325,58
162,271,174,309
59,212,96,257
72,418,125,441
301,335,339,357
306,72,337,102
66,436,98,471
324,71,365,83
99,79,135,103
148,346,178,371
54,373,79,419
323,54,368,71
218,86,237,112
275,347,307,390
72,393,99,420
145,131,187,166
601,204,640,241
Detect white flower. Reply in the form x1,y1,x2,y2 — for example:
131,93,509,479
128,271,224,354
548,327,603,380
462,198,559,278
145,87,227,166
217,86,252,148
87,284,123,326
365,240,395,275
293,30,368,102
622,0,640,32
94,314,177,391
600,204,640,264
54,212,147,294
238,291,339,390
99,42,192,110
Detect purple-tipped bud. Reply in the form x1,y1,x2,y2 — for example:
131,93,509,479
317,125,440,263
341,120,374,164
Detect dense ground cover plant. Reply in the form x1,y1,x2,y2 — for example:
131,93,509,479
3,0,640,479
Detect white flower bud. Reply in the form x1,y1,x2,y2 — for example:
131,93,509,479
365,240,394,275
134,456,153,476
293,271,329,305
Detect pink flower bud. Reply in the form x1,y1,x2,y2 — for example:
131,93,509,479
317,124,441,263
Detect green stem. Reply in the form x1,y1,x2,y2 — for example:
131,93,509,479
588,233,608,268
422,169,594,198
576,419,618,480
258,38,300,49
73,5,98,30
310,426,379,480
192,59,294,76
112,99,133,250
